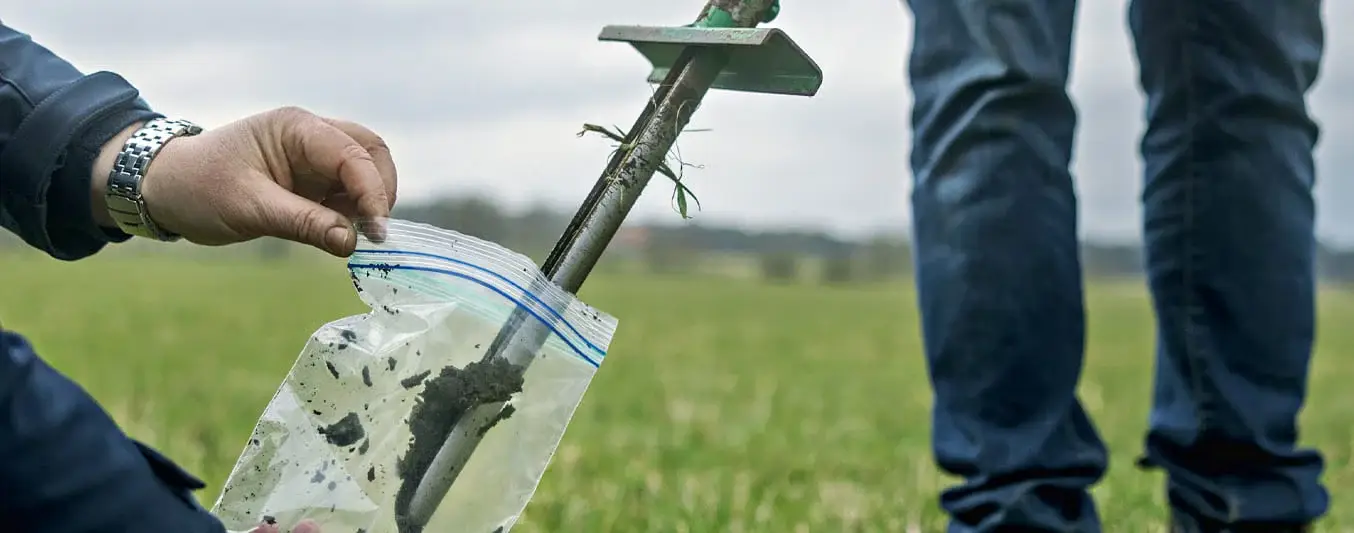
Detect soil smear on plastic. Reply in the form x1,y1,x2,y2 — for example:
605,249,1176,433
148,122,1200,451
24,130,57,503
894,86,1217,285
400,370,432,389
393,357,524,532
318,412,365,447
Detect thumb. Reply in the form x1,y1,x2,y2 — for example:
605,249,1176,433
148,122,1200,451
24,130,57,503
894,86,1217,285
252,182,357,257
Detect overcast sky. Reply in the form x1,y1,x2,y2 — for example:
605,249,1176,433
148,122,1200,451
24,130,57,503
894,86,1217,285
6,1,1353,245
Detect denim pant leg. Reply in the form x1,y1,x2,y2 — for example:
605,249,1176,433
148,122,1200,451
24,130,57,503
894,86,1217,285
1129,0,1329,527
904,1,1107,531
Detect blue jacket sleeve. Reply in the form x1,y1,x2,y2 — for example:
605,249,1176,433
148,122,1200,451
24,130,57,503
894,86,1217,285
0,330,227,532
0,22,163,260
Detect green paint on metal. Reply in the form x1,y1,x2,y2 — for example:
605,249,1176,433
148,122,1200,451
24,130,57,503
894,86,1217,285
693,8,736,28
763,0,780,23
690,0,778,28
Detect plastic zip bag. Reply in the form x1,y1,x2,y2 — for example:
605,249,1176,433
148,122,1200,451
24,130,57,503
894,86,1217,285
211,219,617,533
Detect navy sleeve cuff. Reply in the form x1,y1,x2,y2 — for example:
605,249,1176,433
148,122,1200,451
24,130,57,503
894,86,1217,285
48,103,163,253
0,72,157,261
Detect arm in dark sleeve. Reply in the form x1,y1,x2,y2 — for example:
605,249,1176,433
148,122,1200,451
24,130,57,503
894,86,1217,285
0,330,227,532
0,22,163,260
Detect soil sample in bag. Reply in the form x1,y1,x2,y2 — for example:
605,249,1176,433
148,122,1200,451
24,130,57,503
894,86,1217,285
393,357,525,527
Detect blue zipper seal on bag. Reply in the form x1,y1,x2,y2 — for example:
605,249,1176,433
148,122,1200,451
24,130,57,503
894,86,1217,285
352,249,607,354
349,253,605,368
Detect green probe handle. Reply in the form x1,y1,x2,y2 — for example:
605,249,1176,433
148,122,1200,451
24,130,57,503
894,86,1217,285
690,0,780,28
763,0,780,23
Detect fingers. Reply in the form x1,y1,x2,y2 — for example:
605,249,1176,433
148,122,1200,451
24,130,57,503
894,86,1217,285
320,193,361,218
318,191,385,243
274,108,391,232
320,118,396,243
252,180,357,257
323,118,397,209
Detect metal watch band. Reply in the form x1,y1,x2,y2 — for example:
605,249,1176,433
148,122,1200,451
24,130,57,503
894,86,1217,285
104,117,203,241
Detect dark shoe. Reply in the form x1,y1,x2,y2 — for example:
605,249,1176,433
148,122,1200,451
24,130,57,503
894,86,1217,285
1171,512,1310,533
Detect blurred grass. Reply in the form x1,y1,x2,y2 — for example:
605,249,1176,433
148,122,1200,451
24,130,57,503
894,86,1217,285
2,253,1354,532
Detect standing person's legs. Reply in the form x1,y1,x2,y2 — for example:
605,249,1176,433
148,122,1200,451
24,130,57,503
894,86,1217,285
904,1,1106,531
1129,1,1328,529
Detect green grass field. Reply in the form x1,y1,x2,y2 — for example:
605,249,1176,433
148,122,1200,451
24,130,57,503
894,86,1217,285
4,253,1354,532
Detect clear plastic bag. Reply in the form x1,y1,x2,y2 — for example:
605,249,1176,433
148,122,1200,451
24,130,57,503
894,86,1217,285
211,219,617,533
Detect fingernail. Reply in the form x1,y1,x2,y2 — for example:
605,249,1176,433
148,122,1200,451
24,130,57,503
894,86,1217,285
326,226,353,253
366,218,388,243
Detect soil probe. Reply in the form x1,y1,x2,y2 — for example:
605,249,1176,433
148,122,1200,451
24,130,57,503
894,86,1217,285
395,1,822,530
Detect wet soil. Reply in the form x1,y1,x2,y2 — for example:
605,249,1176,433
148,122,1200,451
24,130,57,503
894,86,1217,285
392,357,524,530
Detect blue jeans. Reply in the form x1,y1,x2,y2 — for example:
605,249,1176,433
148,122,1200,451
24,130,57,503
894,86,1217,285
904,1,1327,531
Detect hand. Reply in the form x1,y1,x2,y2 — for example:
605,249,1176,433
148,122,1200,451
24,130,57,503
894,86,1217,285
92,107,399,257
250,518,320,533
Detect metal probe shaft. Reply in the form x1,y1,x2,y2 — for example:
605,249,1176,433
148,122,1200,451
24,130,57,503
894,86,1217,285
397,2,781,530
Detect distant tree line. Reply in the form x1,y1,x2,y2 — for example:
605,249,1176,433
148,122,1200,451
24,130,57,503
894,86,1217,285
390,195,1354,285
6,193,1354,285
392,195,915,284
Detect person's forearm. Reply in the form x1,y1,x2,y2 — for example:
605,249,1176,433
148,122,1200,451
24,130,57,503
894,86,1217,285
0,22,159,260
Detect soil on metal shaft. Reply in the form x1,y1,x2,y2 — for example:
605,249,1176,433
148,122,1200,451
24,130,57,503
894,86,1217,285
393,357,524,529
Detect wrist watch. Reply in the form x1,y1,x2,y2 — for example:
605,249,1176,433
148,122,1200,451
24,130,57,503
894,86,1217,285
104,117,203,241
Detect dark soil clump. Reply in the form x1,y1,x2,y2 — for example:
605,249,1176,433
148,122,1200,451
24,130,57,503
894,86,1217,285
400,370,431,389
392,357,524,528
318,412,365,447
